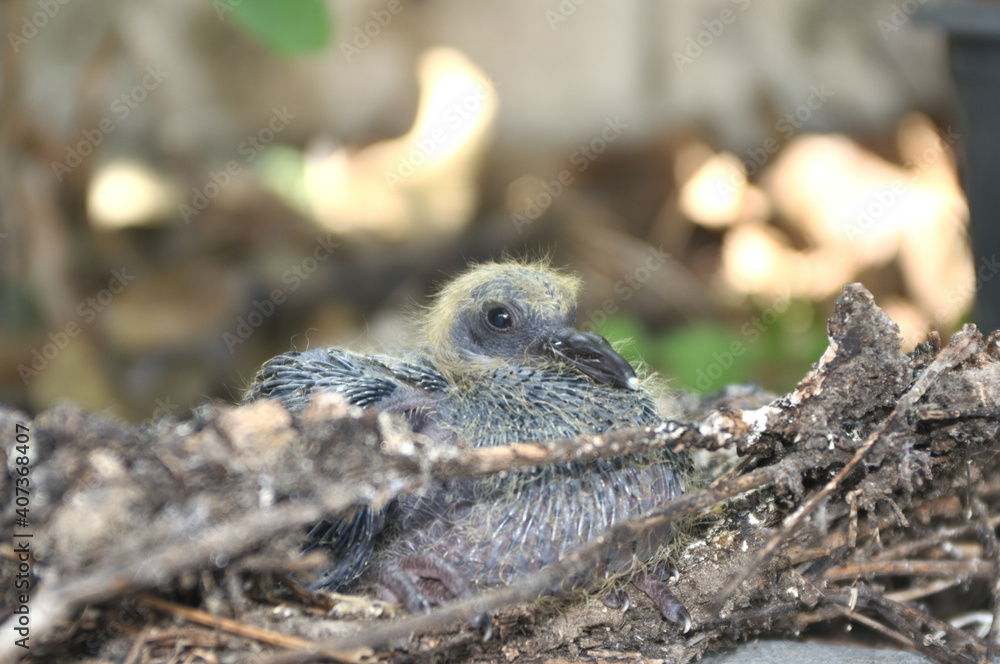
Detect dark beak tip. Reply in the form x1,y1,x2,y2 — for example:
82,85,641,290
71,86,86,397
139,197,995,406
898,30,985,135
548,330,641,390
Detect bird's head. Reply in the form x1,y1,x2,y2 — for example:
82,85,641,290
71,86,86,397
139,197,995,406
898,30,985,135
423,262,640,390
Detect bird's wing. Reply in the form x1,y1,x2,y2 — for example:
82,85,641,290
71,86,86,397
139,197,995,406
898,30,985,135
376,353,451,393
244,348,419,408
243,348,452,592
303,508,386,591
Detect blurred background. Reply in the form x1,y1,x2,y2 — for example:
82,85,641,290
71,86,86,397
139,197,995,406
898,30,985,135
0,0,983,421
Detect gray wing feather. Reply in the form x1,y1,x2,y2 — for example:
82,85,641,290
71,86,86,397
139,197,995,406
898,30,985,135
244,347,447,590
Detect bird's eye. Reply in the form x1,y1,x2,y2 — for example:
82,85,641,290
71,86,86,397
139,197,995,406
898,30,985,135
487,307,512,330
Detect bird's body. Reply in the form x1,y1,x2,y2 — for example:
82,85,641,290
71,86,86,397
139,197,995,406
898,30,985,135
245,262,689,627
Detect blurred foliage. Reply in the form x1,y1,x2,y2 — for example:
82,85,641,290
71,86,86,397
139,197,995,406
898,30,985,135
257,145,311,214
229,0,332,55
602,300,830,395
0,1,968,419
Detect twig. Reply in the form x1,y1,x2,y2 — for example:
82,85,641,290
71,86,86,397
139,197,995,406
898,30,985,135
858,586,986,663
887,579,962,603
140,595,372,663
121,622,153,664
13,502,327,660
971,498,1000,661
823,559,993,581
873,518,1000,561
916,407,1000,422
440,409,750,479
828,603,914,650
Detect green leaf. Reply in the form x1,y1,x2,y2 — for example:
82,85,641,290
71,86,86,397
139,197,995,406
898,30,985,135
229,0,332,55
656,323,750,394
254,146,311,215
595,316,650,367
594,301,829,396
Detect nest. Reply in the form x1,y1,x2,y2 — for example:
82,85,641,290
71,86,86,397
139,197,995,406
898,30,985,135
2,283,1000,664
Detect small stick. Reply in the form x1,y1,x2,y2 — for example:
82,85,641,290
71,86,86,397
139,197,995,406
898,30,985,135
860,587,987,661
971,499,1000,661
121,623,153,664
140,595,372,663
823,559,993,581
886,579,961,604
440,409,750,480
828,603,913,650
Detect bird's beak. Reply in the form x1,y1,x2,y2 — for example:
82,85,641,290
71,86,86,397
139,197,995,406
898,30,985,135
545,330,640,391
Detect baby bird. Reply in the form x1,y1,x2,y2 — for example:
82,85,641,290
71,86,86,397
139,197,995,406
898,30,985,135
245,262,690,629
